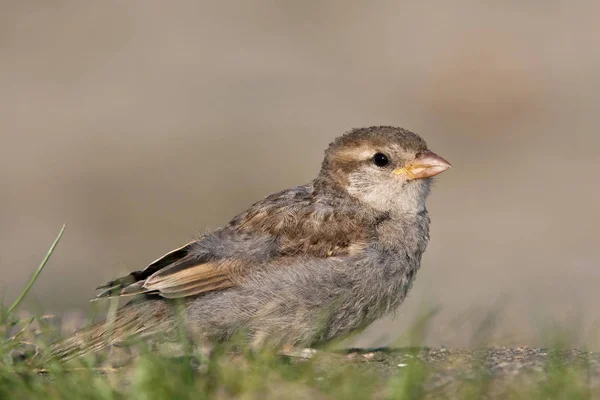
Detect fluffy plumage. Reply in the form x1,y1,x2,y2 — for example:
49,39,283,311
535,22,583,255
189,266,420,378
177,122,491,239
51,126,451,359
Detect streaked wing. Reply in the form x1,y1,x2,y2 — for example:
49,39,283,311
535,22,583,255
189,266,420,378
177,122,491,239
94,185,373,300
94,241,234,299
95,243,235,300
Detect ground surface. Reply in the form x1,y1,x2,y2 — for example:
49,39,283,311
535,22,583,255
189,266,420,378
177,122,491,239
3,340,598,399
295,346,598,398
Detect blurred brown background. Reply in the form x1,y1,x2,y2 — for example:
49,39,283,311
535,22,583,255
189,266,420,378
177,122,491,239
1,1,599,349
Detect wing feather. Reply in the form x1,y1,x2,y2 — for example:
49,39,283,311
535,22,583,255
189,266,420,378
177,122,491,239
145,263,225,288
94,184,375,301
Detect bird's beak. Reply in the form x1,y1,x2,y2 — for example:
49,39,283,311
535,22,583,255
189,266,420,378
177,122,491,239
393,150,452,180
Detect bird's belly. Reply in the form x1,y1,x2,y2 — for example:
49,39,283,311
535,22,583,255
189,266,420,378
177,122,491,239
185,255,421,348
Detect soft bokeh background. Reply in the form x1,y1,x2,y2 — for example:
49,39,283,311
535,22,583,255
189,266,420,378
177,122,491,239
1,1,599,349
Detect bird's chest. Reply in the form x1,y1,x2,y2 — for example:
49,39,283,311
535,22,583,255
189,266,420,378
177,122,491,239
358,215,430,315
375,213,430,257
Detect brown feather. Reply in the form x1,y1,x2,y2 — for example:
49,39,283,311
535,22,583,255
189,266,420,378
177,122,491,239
158,278,233,299
145,262,224,288
95,185,376,301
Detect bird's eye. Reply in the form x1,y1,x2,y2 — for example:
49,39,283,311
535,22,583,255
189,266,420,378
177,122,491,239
372,153,390,167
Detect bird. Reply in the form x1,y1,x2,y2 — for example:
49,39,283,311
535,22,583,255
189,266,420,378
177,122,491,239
51,126,451,360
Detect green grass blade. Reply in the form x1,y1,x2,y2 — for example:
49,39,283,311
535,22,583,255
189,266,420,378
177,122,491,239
1,223,66,323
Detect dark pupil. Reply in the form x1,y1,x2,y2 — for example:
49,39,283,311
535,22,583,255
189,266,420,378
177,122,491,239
373,153,389,167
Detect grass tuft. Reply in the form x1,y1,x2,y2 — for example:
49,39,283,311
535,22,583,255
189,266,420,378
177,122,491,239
0,225,598,399
1,223,66,324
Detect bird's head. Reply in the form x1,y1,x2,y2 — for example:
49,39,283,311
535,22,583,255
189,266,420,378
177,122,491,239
317,126,451,213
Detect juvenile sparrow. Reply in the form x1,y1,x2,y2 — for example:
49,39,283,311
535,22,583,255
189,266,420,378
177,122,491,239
53,126,451,359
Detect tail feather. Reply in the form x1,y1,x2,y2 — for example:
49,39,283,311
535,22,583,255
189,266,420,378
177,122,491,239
47,300,175,362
